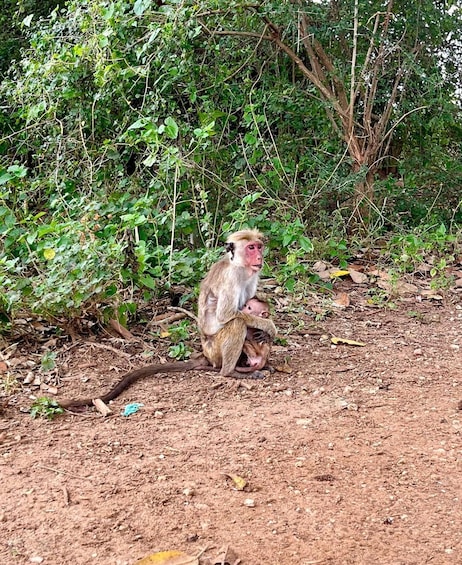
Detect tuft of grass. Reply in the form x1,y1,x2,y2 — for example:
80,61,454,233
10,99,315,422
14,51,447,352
30,397,64,420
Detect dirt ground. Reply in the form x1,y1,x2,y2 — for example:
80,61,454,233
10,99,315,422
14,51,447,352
1,275,462,565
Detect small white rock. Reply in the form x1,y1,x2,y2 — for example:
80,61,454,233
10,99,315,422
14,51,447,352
296,418,312,427
243,498,255,507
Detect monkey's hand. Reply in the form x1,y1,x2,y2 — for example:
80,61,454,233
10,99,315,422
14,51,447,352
237,312,277,338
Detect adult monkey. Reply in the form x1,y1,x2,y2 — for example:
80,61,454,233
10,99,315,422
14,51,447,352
198,228,276,375
58,229,275,409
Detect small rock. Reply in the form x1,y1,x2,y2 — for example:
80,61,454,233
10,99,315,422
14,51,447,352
243,498,255,507
23,372,35,384
336,399,349,410
296,419,312,427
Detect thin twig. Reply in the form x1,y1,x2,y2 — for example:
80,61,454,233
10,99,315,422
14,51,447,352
167,306,198,323
36,464,90,481
79,342,132,358
150,313,186,326
62,485,70,506
349,0,359,133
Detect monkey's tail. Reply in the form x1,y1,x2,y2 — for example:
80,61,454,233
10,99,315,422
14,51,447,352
58,358,210,410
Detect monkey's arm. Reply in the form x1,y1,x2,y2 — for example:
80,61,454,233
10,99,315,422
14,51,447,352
214,303,277,339
236,311,277,338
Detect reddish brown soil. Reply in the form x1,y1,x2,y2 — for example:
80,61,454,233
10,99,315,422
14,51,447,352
1,280,462,565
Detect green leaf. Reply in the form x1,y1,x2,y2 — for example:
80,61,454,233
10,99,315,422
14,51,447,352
299,236,313,253
139,274,157,290
22,14,34,27
127,118,150,130
244,132,257,145
133,0,152,16
164,117,179,139
0,173,13,185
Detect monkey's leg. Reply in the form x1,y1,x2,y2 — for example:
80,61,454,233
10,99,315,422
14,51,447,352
219,318,247,376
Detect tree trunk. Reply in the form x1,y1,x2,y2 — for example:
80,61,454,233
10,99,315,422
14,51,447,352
352,167,376,223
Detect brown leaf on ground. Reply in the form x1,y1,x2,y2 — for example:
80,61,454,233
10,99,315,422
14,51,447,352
109,319,136,340
211,545,240,565
420,290,444,300
333,292,350,308
348,268,368,284
377,280,419,294
274,364,292,374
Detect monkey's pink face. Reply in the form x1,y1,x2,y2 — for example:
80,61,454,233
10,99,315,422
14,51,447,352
245,241,264,271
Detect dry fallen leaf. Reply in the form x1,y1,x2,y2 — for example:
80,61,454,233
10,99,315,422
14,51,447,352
367,268,390,280
331,336,366,347
212,545,240,565
274,364,292,374
348,269,368,284
312,260,328,273
136,550,199,565
329,269,350,279
224,473,247,491
377,280,419,295
333,292,350,308
420,290,444,300
40,384,58,395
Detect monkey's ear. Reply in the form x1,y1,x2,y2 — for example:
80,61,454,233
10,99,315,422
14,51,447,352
226,242,235,259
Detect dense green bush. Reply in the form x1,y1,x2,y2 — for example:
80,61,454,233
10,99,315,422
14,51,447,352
0,0,461,327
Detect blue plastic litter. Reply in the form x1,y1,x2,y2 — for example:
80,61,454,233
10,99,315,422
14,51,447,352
122,402,144,416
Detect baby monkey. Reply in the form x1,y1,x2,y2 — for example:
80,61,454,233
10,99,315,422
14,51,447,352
237,297,272,373
241,297,270,319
